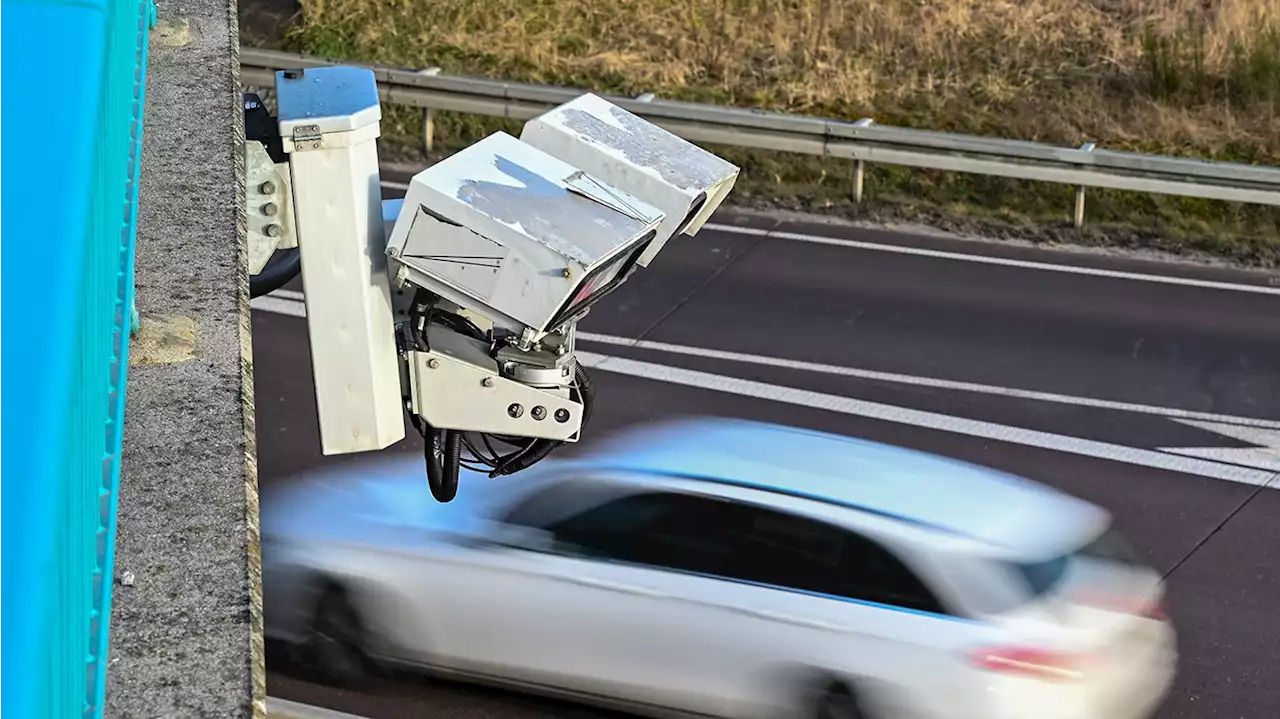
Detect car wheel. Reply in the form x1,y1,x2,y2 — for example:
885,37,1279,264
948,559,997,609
812,682,866,719
305,586,369,686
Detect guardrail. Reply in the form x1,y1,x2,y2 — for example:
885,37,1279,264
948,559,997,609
241,46,1280,227
3,1,157,718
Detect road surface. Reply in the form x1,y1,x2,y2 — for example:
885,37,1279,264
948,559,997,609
251,182,1280,719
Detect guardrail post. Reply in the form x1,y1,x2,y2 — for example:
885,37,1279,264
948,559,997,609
418,67,442,153
852,119,875,204
1074,142,1097,229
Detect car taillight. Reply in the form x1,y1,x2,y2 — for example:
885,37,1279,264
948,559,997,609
1139,600,1167,621
969,646,1087,681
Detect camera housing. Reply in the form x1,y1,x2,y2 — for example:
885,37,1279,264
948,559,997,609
519,93,740,267
384,130,667,344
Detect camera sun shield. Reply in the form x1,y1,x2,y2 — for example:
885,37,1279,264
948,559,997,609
519,93,740,267
385,131,667,339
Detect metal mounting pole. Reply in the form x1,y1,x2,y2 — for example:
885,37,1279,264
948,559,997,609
418,67,442,153
1075,142,1097,229
852,118,875,203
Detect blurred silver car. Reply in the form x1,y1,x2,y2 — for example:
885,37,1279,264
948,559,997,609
262,417,1176,719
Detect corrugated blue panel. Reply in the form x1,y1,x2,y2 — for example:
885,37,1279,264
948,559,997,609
1,1,156,717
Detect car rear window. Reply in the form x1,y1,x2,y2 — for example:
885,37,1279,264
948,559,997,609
1004,527,1142,600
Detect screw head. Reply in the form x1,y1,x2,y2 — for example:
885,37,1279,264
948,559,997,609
554,408,570,423
482,377,495,388
428,358,440,369
259,180,276,194
261,202,278,216
531,405,547,421
263,224,281,238
561,268,572,279
508,403,524,418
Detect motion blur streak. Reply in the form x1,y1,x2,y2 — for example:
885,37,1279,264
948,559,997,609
262,418,1176,719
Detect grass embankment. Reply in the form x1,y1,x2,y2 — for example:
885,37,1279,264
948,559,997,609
276,0,1280,265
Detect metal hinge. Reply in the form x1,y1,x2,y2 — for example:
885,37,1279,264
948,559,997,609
291,124,323,151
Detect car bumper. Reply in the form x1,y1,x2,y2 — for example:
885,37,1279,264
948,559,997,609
983,624,1177,719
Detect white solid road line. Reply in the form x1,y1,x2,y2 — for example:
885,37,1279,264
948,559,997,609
714,225,1280,296
576,350,1279,488
251,294,306,317
267,697,370,719
377,180,1280,295
574,331,1280,430
258,291,1280,430
250,294,1278,487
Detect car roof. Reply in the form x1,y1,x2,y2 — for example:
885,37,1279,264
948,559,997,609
579,416,1106,550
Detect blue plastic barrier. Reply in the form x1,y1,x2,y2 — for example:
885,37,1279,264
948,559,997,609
2,1,157,716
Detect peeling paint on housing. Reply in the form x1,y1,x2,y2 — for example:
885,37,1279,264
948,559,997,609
556,103,737,192
457,154,649,266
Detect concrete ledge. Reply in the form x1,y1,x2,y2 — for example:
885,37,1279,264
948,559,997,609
109,0,264,716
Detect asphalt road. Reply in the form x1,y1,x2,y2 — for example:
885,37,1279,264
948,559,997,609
251,183,1280,719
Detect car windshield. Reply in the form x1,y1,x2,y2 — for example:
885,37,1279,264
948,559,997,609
1003,526,1142,599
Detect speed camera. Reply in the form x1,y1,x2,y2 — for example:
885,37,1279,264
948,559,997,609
265,65,739,504
519,93,740,267
384,130,667,343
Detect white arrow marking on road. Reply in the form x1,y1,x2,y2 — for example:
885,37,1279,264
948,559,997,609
1160,420,1280,472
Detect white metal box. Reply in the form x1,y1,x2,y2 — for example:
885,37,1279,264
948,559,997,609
276,66,405,455
519,93,740,267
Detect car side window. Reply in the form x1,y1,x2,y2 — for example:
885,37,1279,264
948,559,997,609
544,490,740,577
724,505,949,616
836,530,948,615
498,478,631,530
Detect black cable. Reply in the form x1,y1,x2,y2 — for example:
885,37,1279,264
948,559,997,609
425,428,461,503
480,433,504,460
428,308,486,342
460,434,500,471
249,248,301,298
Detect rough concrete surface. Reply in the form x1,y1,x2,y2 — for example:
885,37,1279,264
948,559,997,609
109,0,265,716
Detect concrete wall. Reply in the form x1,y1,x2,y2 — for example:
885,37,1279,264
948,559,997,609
109,0,264,716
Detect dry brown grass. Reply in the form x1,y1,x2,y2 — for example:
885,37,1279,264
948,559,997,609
289,0,1279,156
277,0,1280,263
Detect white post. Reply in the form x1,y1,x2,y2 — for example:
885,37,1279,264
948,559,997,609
1075,142,1097,229
852,118,875,204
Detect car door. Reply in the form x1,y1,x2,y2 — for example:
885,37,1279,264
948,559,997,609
419,478,739,709
413,477,638,678
708,506,986,719
532,486,756,714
